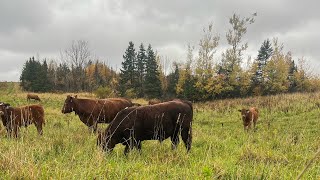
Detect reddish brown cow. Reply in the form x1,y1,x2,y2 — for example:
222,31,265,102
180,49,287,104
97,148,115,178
238,107,259,131
0,103,45,137
148,99,162,105
97,99,193,155
27,93,41,101
61,95,134,132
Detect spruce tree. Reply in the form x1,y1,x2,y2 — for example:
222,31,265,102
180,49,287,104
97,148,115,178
288,57,298,92
56,63,70,91
119,41,137,96
135,43,147,97
41,60,51,91
254,39,273,84
20,57,50,92
20,57,33,91
144,44,162,98
167,62,179,97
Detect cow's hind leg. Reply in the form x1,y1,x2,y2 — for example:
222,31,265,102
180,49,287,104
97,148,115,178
171,129,180,150
124,144,134,155
135,141,142,154
88,122,98,133
35,122,43,135
181,127,192,152
13,125,19,138
253,120,257,132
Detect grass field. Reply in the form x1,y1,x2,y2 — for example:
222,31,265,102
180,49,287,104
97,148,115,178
0,85,319,179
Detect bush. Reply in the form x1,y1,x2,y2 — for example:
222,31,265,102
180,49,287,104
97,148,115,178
124,88,137,98
93,86,116,99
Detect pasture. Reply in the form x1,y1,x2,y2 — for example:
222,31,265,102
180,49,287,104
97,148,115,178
0,86,319,179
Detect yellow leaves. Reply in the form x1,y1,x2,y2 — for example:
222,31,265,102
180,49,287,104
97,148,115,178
176,69,187,95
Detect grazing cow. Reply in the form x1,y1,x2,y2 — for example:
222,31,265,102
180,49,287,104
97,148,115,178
61,95,134,132
0,103,45,137
97,99,193,155
238,107,259,131
27,93,41,101
148,99,162,105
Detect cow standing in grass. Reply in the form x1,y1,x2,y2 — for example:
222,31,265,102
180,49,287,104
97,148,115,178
61,95,134,132
27,93,41,101
0,103,45,137
238,107,259,131
97,99,193,155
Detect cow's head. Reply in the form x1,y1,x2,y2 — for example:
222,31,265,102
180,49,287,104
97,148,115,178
97,131,116,152
61,95,77,114
0,102,10,115
238,109,250,119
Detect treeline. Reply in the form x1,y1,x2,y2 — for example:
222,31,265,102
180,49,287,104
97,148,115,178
20,56,117,93
19,13,320,100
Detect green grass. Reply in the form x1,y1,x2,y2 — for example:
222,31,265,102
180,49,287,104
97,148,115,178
0,90,319,179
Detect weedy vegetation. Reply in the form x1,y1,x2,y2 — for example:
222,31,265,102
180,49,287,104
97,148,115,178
0,84,319,179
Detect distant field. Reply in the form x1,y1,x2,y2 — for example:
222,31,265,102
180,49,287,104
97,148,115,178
0,87,319,179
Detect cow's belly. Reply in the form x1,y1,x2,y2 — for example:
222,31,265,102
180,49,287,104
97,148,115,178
136,126,174,141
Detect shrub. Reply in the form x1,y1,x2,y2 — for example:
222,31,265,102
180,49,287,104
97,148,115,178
93,86,116,99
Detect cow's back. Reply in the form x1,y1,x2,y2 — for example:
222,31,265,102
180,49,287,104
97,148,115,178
97,98,133,123
249,107,259,121
17,105,44,124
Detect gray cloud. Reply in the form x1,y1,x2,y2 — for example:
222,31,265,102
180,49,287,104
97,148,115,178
0,0,319,81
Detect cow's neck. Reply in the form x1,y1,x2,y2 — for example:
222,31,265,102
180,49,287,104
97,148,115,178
73,99,81,115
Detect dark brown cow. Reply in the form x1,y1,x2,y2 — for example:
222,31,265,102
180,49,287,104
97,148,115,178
27,93,41,101
0,103,45,137
61,95,134,132
97,99,193,155
148,99,162,105
238,107,259,131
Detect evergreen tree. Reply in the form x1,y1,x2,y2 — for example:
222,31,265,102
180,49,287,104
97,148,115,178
144,44,162,98
287,53,298,92
20,57,50,92
135,43,147,97
41,59,51,91
176,46,197,100
119,41,136,96
263,39,290,94
56,63,70,91
253,39,273,84
167,62,179,97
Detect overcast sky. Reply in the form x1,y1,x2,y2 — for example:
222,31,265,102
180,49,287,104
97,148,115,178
0,0,319,81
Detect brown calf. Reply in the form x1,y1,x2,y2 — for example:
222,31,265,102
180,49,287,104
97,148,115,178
27,93,41,101
238,107,259,131
0,103,45,137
